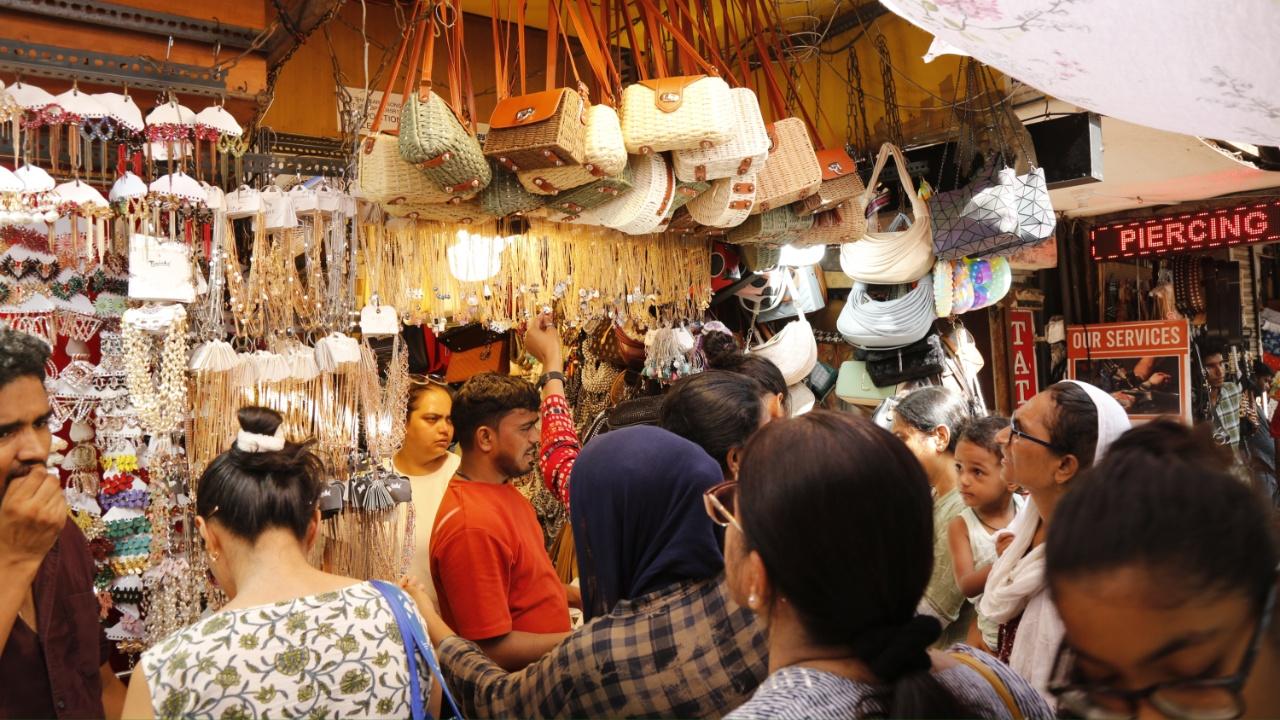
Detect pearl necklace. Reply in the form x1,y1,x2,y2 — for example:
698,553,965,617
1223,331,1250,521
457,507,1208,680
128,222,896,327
121,304,189,436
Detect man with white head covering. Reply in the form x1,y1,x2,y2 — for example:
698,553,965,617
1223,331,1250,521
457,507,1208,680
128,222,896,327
981,380,1131,705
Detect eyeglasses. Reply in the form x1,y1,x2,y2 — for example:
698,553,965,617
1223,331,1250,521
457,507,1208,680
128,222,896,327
703,480,742,532
1007,415,1060,453
1049,574,1277,720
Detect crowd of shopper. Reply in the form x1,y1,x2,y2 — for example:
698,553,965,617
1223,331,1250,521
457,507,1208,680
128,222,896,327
2,321,1278,719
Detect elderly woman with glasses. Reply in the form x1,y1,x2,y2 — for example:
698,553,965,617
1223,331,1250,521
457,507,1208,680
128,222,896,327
1046,419,1280,720
983,380,1131,705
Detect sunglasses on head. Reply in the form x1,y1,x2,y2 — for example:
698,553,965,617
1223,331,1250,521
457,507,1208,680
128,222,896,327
703,480,742,532
408,373,449,387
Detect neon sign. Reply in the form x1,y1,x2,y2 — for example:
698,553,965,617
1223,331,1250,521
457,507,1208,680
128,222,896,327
1090,199,1280,260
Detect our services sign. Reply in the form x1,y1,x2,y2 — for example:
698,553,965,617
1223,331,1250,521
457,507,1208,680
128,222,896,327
1090,199,1280,261
1066,319,1191,422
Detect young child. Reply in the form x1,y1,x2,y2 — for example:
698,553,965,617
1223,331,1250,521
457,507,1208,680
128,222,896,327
947,415,1024,652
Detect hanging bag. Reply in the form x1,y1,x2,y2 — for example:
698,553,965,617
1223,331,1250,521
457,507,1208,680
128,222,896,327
602,152,677,235
797,147,866,217
836,360,899,404
837,276,937,349
752,118,823,214
483,0,588,172
864,331,946,386
727,204,813,246
672,87,770,182
839,143,935,284
398,0,491,196
687,171,757,228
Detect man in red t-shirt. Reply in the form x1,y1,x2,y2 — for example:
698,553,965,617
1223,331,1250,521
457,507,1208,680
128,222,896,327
430,372,572,671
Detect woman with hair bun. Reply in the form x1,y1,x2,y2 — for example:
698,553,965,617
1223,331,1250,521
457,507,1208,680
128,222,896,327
718,411,1049,719
122,407,441,720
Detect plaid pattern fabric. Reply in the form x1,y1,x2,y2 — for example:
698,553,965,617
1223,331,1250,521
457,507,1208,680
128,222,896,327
1213,381,1243,449
438,576,767,719
539,393,579,508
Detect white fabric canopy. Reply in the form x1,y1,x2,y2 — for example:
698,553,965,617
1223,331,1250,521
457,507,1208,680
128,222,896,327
881,0,1280,145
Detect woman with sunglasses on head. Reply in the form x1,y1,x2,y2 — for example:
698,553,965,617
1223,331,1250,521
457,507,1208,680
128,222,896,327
400,371,772,718
1045,419,1279,720
123,407,441,719
395,376,457,603
983,381,1131,704
718,411,1050,719
891,386,974,648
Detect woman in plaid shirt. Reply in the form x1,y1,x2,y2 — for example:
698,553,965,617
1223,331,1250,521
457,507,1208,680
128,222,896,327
402,367,774,718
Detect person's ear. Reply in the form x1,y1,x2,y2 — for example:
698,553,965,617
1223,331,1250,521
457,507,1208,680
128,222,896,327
769,393,786,420
934,425,951,454
197,516,223,556
304,509,321,553
1054,453,1081,486
745,550,775,617
726,447,743,478
476,426,496,453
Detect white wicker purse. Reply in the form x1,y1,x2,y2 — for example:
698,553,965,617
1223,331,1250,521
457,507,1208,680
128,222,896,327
597,152,677,235
687,172,757,228
620,75,735,155
672,87,770,182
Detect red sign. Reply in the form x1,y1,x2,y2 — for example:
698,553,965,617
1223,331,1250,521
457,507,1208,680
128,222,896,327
1090,199,1280,261
1008,309,1038,408
1066,320,1191,422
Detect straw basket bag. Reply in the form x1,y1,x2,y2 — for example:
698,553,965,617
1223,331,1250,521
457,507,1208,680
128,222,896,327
382,197,495,225
516,103,629,194
397,7,490,195
484,88,587,172
796,148,865,217
620,75,735,154
672,87,770,182
359,133,469,207
595,152,677,235
752,118,822,214
797,200,865,246
728,205,813,246
687,173,757,228
544,161,634,217
476,160,547,217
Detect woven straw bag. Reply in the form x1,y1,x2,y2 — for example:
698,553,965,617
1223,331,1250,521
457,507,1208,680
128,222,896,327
484,88,587,172
839,143,935,284
620,75,735,154
797,200,865,246
797,148,865,217
476,160,547,217
359,133,469,206
514,103,627,194
397,7,490,195
596,152,677,235
672,87,770,182
752,118,822,214
545,161,634,217
383,198,495,225
687,172,757,228
728,205,813,246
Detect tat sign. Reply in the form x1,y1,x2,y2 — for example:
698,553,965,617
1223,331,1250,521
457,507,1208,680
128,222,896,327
1090,199,1280,260
1066,319,1191,422
1008,309,1038,408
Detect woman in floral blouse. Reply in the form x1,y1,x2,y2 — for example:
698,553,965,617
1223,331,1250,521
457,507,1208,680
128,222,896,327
122,407,439,719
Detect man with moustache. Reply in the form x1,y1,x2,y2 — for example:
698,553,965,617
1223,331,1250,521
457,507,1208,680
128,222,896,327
0,330,126,719
429,373,571,671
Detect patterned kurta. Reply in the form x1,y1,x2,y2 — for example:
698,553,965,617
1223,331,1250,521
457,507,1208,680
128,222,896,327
140,582,431,719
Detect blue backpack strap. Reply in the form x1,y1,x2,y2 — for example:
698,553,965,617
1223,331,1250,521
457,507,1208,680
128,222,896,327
371,580,466,720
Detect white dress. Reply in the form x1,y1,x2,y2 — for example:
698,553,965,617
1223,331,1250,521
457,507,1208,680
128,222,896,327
398,452,462,605
141,582,431,719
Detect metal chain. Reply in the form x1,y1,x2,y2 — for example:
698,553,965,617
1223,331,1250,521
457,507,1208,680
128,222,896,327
846,46,869,156
875,34,903,148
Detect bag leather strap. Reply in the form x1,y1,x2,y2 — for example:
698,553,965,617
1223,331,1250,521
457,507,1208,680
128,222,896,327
364,0,424,148
947,651,1024,720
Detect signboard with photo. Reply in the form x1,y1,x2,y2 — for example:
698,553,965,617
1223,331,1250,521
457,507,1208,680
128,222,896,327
1066,319,1191,423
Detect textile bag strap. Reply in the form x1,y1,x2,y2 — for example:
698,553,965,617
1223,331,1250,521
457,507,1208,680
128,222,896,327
860,143,925,223
363,0,425,148
370,580,466,720
947,651,1023,720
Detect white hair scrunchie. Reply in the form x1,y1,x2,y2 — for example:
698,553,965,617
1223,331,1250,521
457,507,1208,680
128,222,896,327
236,426,286,453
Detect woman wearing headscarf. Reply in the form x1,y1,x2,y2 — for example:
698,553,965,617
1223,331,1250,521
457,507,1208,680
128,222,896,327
403,421,769,718
982,380,1131,704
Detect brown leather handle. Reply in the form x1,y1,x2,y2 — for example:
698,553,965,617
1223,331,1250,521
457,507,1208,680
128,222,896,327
364,0,425,147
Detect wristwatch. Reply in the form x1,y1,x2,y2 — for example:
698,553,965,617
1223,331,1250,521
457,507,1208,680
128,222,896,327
537,371,567,390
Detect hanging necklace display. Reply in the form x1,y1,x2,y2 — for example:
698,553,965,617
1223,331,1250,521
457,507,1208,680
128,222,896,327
120,304,189,436
53,179,112,268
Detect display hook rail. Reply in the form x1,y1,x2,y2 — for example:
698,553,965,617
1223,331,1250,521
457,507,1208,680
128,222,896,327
0,0,262,49
0,39,228,97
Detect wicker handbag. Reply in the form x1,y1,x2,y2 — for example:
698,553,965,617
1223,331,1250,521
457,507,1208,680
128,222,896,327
476,159,547,217
728,205,813,246
797,200,865,246
485,88,587,172
359,133,466,208
589,152,677,235
620,75,734,155
382,198,495,225
544,160,633,217
397,4,491,195
672,87,770,182
516,103,629,195
797,148,865,217
687,172,757,228
752,118,822,214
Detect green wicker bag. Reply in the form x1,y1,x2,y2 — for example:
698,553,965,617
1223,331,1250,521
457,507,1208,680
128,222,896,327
544,161,634,216
727,206,814,245
476,160,547,218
